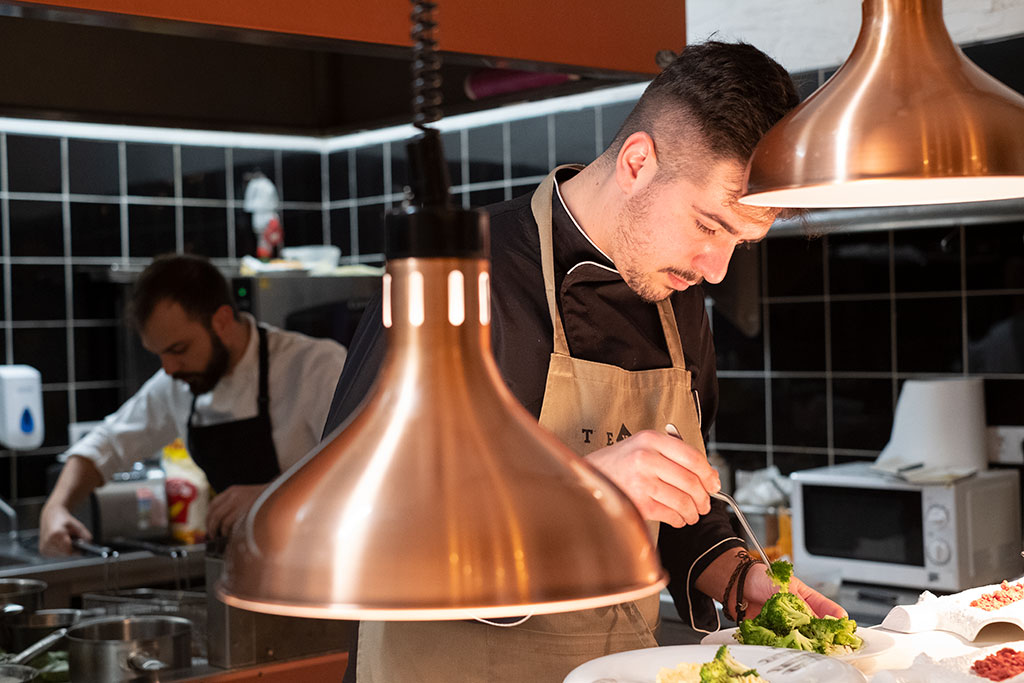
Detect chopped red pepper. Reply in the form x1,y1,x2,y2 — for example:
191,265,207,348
972,648,1024,681
971,581,1024,611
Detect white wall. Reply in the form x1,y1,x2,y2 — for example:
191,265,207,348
687,0,1024,73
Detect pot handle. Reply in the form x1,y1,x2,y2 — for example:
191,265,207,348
128,651,169,672
10,627,68,665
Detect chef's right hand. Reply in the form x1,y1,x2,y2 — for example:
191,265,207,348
584,429,720,528
38,504,92,557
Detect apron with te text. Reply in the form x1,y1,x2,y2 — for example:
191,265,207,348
357,167,707,683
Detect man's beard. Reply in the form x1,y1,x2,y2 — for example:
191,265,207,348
614,187,702,303
175,329,230,396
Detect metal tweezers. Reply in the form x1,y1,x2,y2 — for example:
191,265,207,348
665,423,770,564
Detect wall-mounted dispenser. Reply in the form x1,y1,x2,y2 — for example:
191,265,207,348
0,365,44,450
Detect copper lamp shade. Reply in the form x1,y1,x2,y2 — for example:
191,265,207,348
740,0,1024,208
216,165,666,619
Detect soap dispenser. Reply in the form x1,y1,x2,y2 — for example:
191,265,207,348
0,365,44,450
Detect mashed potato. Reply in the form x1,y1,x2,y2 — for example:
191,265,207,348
655,662,703,683
655,661,769,683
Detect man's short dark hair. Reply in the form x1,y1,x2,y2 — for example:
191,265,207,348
128,254,236,330
607,40,799,181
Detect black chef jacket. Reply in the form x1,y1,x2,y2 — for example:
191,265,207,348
324,167,743,635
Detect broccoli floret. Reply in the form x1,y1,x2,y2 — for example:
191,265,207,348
736,619,779,647
752,591,813,634
766,560,794,592
777,628,817,652
796,615,863,655
699,646,760,682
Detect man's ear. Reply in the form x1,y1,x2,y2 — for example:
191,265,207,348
210,304,235,338
615,131,659,196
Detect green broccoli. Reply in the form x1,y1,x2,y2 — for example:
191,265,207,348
699,646,760,683
735,619,779,647
766,559,794,592
777,628,817,652
752,591,813,634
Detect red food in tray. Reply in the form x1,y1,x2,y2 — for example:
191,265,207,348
971,581,1024,611
972,648,1024,681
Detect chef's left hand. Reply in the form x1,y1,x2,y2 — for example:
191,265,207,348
742,563,847,620
206,484,268,538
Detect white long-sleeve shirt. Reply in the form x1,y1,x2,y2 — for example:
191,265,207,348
69,314,348,481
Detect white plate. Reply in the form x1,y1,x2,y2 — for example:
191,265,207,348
563,644,866,683
701,627,896,662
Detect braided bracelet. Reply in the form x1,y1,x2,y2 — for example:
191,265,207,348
734,555,760,622
722,550,759,622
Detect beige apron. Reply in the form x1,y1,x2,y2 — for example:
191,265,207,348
358,167,708,683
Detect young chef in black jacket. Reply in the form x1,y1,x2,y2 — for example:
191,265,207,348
39,254,348,555
324,41,846,682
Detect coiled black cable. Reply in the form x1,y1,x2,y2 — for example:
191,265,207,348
410,0,443,130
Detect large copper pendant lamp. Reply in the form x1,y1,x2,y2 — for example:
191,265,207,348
740,0,1024,208
216,1,665,620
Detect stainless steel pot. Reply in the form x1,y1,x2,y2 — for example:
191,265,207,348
66,615,191,682
0,608,101,652
0,581,45,614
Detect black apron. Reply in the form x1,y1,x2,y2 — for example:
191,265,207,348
187,325,280,493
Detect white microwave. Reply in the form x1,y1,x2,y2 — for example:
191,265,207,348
791,462,1022,593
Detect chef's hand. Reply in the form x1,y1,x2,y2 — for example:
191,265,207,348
742,563,847,620
206,484,268,539
38,504,92,556
584,430,721,527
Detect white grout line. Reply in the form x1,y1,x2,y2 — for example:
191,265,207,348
118,142,129,265
0,134,11,365
822,234,834,466
173,146,183,253
225,148,236,258
60,137,77,427
320,151,330,247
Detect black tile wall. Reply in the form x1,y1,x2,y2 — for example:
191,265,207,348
467,124,504,184
70,201,120,257
11,265,64,320
2,67,1022,505
281,151,321,202
180,146,226,199
7,135,61,194
328,150,350,200
281,209,323,248
9,200,62,257
354,146,385,197
128,204,176,258
182,206,228,257
553,109,596,167
600,102,633,148
68,139,119,196
509,117,548,178
125,143,174,197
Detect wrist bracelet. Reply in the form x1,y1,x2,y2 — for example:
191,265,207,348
722,549,757,622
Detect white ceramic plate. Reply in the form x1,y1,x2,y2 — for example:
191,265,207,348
563,644,867,683
701,627,896,662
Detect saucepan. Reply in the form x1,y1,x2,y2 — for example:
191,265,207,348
66,615,191,682
0,608,102,652
0,625,71,682
0,581,46,615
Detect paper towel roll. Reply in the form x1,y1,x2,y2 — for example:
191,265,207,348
875,378,987,479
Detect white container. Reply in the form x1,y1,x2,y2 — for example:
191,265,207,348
0,365,44,450
280,245,341,273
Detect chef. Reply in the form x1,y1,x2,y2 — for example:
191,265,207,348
39,253,348,555
324,41,848,682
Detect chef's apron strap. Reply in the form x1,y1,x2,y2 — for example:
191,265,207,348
531,165,583,357
256,325,270,416
620,599,659,649
655,298,687,370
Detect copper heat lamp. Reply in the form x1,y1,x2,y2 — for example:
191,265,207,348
740,0,1024,208
216,1,666,620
